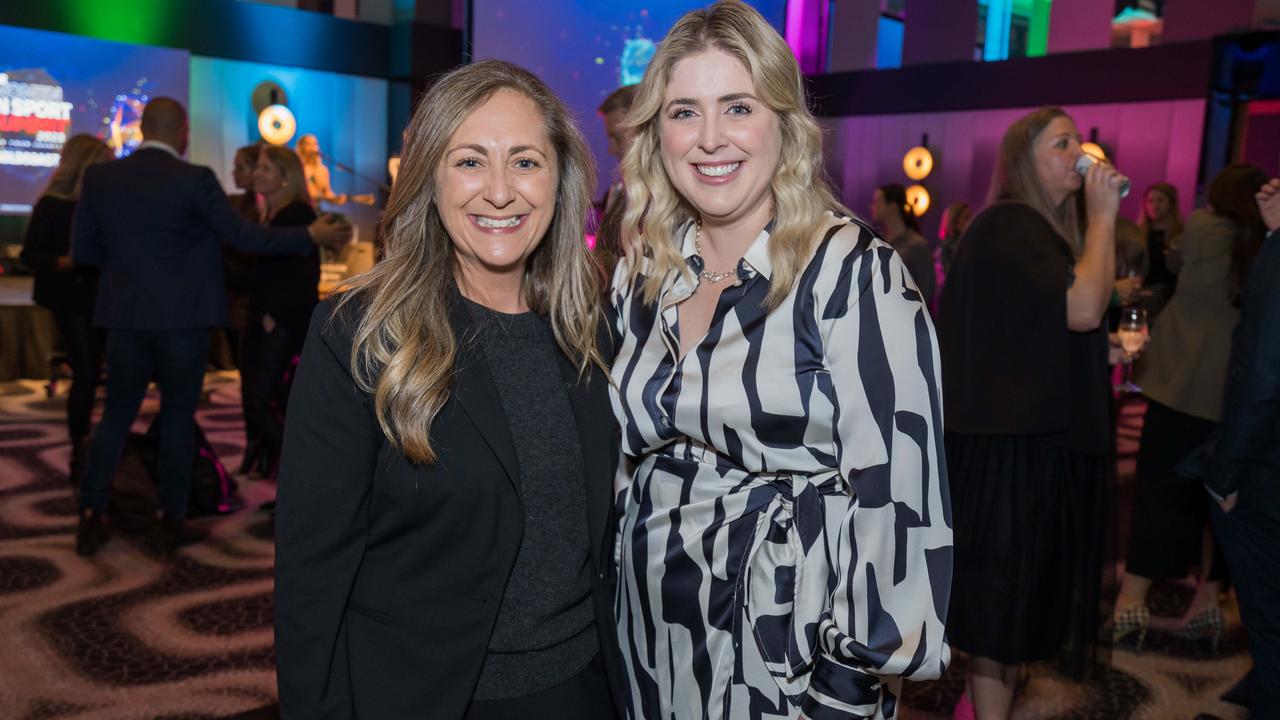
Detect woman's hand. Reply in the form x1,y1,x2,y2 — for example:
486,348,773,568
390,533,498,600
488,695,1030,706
1083,159,1123,222
1113,275,1146,306
1257,178,1280,232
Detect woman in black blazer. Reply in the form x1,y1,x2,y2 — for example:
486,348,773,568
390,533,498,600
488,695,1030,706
19,134,114,477
274,61,624,719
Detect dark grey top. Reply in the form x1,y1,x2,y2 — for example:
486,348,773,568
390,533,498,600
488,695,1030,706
887,228,937,308
463,297,598,700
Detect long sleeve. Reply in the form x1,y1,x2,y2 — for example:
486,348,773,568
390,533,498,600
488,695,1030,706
192,167,314,256
71,180,106,267
20,198,67,272
1207,231,1280,498
274,303,379,719
803,233,952,717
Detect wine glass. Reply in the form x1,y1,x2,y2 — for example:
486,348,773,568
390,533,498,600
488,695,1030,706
1117,306,1148,394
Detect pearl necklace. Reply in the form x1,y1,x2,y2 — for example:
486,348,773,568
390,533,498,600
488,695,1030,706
693,222,738,284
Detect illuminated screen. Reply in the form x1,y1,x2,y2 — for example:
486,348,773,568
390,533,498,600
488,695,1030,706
471,0,788,197
0,24,189,214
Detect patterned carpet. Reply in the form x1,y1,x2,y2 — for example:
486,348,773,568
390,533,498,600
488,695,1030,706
0,378,1254,719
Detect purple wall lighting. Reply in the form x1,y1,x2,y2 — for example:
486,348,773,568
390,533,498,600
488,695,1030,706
820,99,1207,242
785,0,828,74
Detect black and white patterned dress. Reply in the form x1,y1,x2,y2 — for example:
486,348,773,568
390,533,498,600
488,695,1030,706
609,212,952,720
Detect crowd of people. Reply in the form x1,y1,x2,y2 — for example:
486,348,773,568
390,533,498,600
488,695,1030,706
16,0,1280,718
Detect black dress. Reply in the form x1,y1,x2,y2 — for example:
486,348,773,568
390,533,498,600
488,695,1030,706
937,202,1111,675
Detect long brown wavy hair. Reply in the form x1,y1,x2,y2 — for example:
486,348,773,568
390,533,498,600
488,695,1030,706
621,0,847,310
1206,163,1268,308
42,134,110,201
336,60,602,464
988,107,1083,253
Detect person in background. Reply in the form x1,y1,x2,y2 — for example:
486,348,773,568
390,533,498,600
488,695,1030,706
19,134,114,481
238,146,319,479
1112,164,1268,653
296,133,347,208
872,182,937,307
222,144,260,390
935,201,972,314
1138,182,1184,315
229,144,263,222
610,2,951,717
594,84,637,279
938,106,1125,720
937,201,971,276
71,97,351,559
274,60,625,719
1202,177,1280,719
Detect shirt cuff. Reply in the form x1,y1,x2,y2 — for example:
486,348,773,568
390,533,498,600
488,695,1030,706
799,654,883,720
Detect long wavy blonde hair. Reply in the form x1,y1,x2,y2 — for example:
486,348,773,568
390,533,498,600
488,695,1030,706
621,0,846,310
259,145,312,212
42,134,110,201
336,60,602,465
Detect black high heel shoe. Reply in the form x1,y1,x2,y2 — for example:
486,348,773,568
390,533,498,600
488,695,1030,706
238,438,261,476
1171,605,1224,655
1106,605,1150,652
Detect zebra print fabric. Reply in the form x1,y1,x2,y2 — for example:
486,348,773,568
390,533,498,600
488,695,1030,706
609,211,953,719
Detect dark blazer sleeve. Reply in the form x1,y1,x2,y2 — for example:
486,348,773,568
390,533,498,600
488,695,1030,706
1207,230,1280,497
192,167,314,256
71,173,106,267
275,299,380,719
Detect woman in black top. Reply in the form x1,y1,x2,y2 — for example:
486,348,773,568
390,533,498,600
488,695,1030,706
1137,182,1184,315
239,146,318,476
19,134,114,477
273,61,624,719
937,107,1125,719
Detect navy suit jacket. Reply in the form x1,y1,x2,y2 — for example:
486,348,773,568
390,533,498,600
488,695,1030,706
72,147,314,330
1208,228,1280,497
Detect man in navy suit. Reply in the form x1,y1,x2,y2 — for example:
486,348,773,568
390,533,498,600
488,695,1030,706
1204,178,1280,718
71,97,351,557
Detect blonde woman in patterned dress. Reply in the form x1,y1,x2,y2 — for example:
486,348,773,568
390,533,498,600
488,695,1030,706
608,2,952,718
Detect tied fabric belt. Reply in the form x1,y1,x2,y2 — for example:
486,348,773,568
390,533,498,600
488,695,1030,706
741,469,849,698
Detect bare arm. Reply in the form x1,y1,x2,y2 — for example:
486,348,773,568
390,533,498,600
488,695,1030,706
1066,161,1124,331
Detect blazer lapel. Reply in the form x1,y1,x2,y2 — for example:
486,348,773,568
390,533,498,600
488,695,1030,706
556,321,618,570
448,298,521,490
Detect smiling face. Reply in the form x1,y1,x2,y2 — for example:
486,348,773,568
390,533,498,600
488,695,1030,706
436,89,558,284
1033,115,1083,207
252,152,285,198
658,48,781,230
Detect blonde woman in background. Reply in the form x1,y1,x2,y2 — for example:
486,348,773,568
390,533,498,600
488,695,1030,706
237,146,319,478
20,134,114,479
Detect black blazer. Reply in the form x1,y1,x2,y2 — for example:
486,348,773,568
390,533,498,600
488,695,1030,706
1208,228,1280,498
71,147,315,330
274,293,625,719
20,195,97,314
